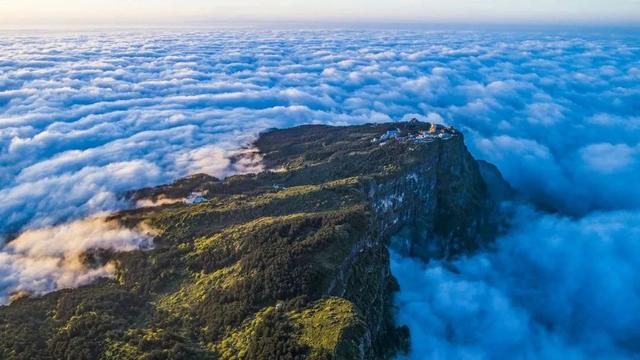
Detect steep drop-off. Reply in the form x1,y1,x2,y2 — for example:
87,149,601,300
0,121,498,359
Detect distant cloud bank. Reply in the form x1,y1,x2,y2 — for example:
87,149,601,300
0,29,639,355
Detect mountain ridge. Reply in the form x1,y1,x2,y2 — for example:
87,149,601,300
0,121,504,359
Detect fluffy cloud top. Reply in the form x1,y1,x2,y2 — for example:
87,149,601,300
0,29,639,355
2,30,638,237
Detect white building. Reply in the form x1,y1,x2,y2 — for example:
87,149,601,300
380,128,400,141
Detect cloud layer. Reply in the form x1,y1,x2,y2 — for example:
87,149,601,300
1,29,639,353
2,30,638,237
392,207,640,359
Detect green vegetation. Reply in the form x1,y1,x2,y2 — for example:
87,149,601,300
291,297,365,358
0,121,491,359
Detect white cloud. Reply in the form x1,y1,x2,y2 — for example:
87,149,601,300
580,143,638,173
0,217,153,304
0,30,639,355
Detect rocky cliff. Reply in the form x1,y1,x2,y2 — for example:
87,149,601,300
0,121,500,360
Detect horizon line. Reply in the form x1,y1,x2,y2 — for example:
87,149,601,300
2,19,640,32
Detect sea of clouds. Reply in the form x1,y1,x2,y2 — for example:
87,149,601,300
0,28,639,356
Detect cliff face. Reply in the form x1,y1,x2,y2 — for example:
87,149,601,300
0,121,499,360
319,127,496,358
367,134,493,259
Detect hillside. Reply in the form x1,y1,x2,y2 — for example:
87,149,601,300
0,121,499,359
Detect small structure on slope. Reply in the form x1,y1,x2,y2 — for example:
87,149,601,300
186,193,207,204
380,128,401,141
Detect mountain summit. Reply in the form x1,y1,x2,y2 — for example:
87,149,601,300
0,121,503,359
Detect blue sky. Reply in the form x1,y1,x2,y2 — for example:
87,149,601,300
1,0,640,26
